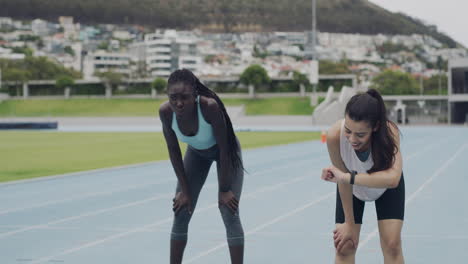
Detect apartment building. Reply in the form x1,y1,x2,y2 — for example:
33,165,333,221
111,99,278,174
83,50,131,79
145,30,200,78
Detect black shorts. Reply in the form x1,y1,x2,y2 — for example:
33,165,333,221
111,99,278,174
335,174,405,224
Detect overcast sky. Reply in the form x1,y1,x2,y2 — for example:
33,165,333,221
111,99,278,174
368,0,467,48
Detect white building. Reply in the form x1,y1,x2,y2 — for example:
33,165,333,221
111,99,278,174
144,30,201,77
274,32,307,46
113,30,134,40
402,60,425,73
59,16,79,40
448,57,468,124
179,56,201,74
128,42,147,62
31,19,49,36
0,47,25,60
434,48,468,62
266,43,303,57
145,34,172,77
0,17,13,27
59,42,82,72
83,50,131,79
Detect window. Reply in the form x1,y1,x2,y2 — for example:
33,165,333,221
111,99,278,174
452,68,468,94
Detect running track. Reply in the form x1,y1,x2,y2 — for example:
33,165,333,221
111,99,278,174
1,126,467,263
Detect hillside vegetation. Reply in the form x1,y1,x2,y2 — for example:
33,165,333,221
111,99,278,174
0,0,459,47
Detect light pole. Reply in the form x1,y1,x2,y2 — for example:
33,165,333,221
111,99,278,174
419,73,423,95
312,0,316,61
437,57,443,117
311,0,318,105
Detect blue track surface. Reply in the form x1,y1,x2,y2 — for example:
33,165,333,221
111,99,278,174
1,127,467,263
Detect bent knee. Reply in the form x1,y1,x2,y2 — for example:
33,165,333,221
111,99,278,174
173,210,192,224
336,240,358,257
218,204,238,217
382,238,402,256
219,208,242,227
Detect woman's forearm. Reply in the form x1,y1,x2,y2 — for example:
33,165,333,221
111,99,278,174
217,152,232,192
168,147,189,192
347,170,401,189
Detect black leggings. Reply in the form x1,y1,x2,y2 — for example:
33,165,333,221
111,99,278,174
335,174,405,224
171,144,244,246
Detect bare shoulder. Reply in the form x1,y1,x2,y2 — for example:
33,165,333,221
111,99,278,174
388,121,400,134
387,121,401,143
158,101,172,123
199,96,222,123
327,119,343,144
200,96,219,111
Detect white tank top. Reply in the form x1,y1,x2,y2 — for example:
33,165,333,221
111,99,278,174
339,119,386,201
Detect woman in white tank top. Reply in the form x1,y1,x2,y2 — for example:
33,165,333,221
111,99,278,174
321,89,405,263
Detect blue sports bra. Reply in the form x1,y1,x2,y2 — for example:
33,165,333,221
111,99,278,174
171,96,217,150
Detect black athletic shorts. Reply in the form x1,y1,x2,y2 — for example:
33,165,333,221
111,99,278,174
335,174,405,224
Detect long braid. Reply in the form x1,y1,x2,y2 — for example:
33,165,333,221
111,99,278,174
168,69,244,171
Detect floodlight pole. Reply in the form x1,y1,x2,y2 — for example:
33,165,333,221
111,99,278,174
311,0,317,103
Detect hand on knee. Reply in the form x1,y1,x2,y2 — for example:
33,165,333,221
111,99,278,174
336,240,358,258
219,203,238,219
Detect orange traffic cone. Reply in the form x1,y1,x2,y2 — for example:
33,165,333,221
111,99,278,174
321,130,327,143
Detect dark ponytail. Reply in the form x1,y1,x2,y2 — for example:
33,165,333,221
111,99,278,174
345,89,400,173
167,69,244,171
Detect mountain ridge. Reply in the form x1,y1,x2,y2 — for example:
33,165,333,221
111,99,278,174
0,0,460,48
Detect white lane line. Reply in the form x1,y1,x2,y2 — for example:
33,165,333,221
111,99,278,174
0,160,166,187
356,139,447,249
20,138,435,262
358,143,468,250
23,136,437,263
245,146,326,166
0,225,168,233
401,234,468,240
0,140,318,192
0,149,324,216
247,156,326,178
27,170,320,264
185,192,335,263
402,138,449,161
0,178,175,216
0,193,173,239
0,155,325,240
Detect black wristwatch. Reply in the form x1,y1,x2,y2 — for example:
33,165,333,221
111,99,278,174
350,170,357,185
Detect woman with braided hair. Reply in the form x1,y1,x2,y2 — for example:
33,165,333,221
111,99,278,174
159,69,244,264
321,89,405,263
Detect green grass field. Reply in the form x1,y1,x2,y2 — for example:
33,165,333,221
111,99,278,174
0,131,320,182
0,97,317,116
0,99,163,117
223,97,316,115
